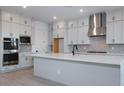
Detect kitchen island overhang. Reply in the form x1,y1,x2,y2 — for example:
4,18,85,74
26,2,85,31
31,53,124,86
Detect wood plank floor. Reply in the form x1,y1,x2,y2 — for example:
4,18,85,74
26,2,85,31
0,67,63,86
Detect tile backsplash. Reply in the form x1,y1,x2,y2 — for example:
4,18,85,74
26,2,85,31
68,36,124,54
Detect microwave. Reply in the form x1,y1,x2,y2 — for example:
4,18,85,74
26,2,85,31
20,36,31,44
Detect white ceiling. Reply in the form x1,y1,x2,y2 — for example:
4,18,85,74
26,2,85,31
0,6,124,23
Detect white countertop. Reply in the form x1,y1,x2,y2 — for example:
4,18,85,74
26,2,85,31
29,53,124,66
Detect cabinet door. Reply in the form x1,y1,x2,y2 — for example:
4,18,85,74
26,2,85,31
11,13,20,23
20,25,31,36
78,27,84,44
68,21,77,28
5,22,13,37
20,16,31,26
78,17,89,27
122,21,124,43
24,56,33,67
72,28,78,44
12,23,19,38
2,22,19,38
114,21,122,44
19,54,33,68
53,21,66,30
78,26,90,44
83,26,90,44
1,11,11,22
68,27,78,45
19,54,25,68
1,11,20,23
106,22,114,44
68,28,73,44
107,11,122,22
1,21,7,37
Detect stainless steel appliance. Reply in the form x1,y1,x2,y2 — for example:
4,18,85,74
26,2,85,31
88,12,106,37
19,36,31,45
3,38,18,66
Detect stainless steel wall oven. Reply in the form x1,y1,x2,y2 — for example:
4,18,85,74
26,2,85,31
3,38,19,66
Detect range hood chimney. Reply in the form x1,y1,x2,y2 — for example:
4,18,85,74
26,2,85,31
88,12,106,37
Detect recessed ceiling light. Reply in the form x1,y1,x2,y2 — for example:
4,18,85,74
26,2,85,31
22,6,27,8
80,9,83,12
53,16,57,20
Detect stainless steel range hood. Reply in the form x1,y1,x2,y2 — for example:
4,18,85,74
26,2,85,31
88,12,106,37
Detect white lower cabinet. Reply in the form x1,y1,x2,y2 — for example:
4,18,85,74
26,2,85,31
19,53,33,68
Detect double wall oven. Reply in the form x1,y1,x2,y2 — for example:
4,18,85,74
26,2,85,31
3,38,19,66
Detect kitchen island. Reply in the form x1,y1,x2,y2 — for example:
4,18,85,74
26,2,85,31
31,53,124,86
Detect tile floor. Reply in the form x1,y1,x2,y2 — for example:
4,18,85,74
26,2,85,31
0,67,63,86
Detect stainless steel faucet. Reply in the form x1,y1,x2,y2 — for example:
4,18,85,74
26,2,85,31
72,44,78,56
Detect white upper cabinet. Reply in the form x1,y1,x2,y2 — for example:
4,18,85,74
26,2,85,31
122,21,124,43
20,16,31,26
106,22,114,44
2,21,19,38
53,21,66,38
67,27,78,45
12,23,20,38
107,10,123,22
67,19,90,45
77,17,90,45
78,16,89,27
106,10,124,44
20,25,31,36
53,21,66,29
78,26,90,44
53,28,65,38
106,21,122,44
67,21,78,44
68,21,77,28
1,11,20,23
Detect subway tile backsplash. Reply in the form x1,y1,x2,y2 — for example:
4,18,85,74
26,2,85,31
68,36,124,54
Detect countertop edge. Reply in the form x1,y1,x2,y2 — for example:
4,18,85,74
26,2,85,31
31,55,121,66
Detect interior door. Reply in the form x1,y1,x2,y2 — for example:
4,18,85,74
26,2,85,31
53,38,59,53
